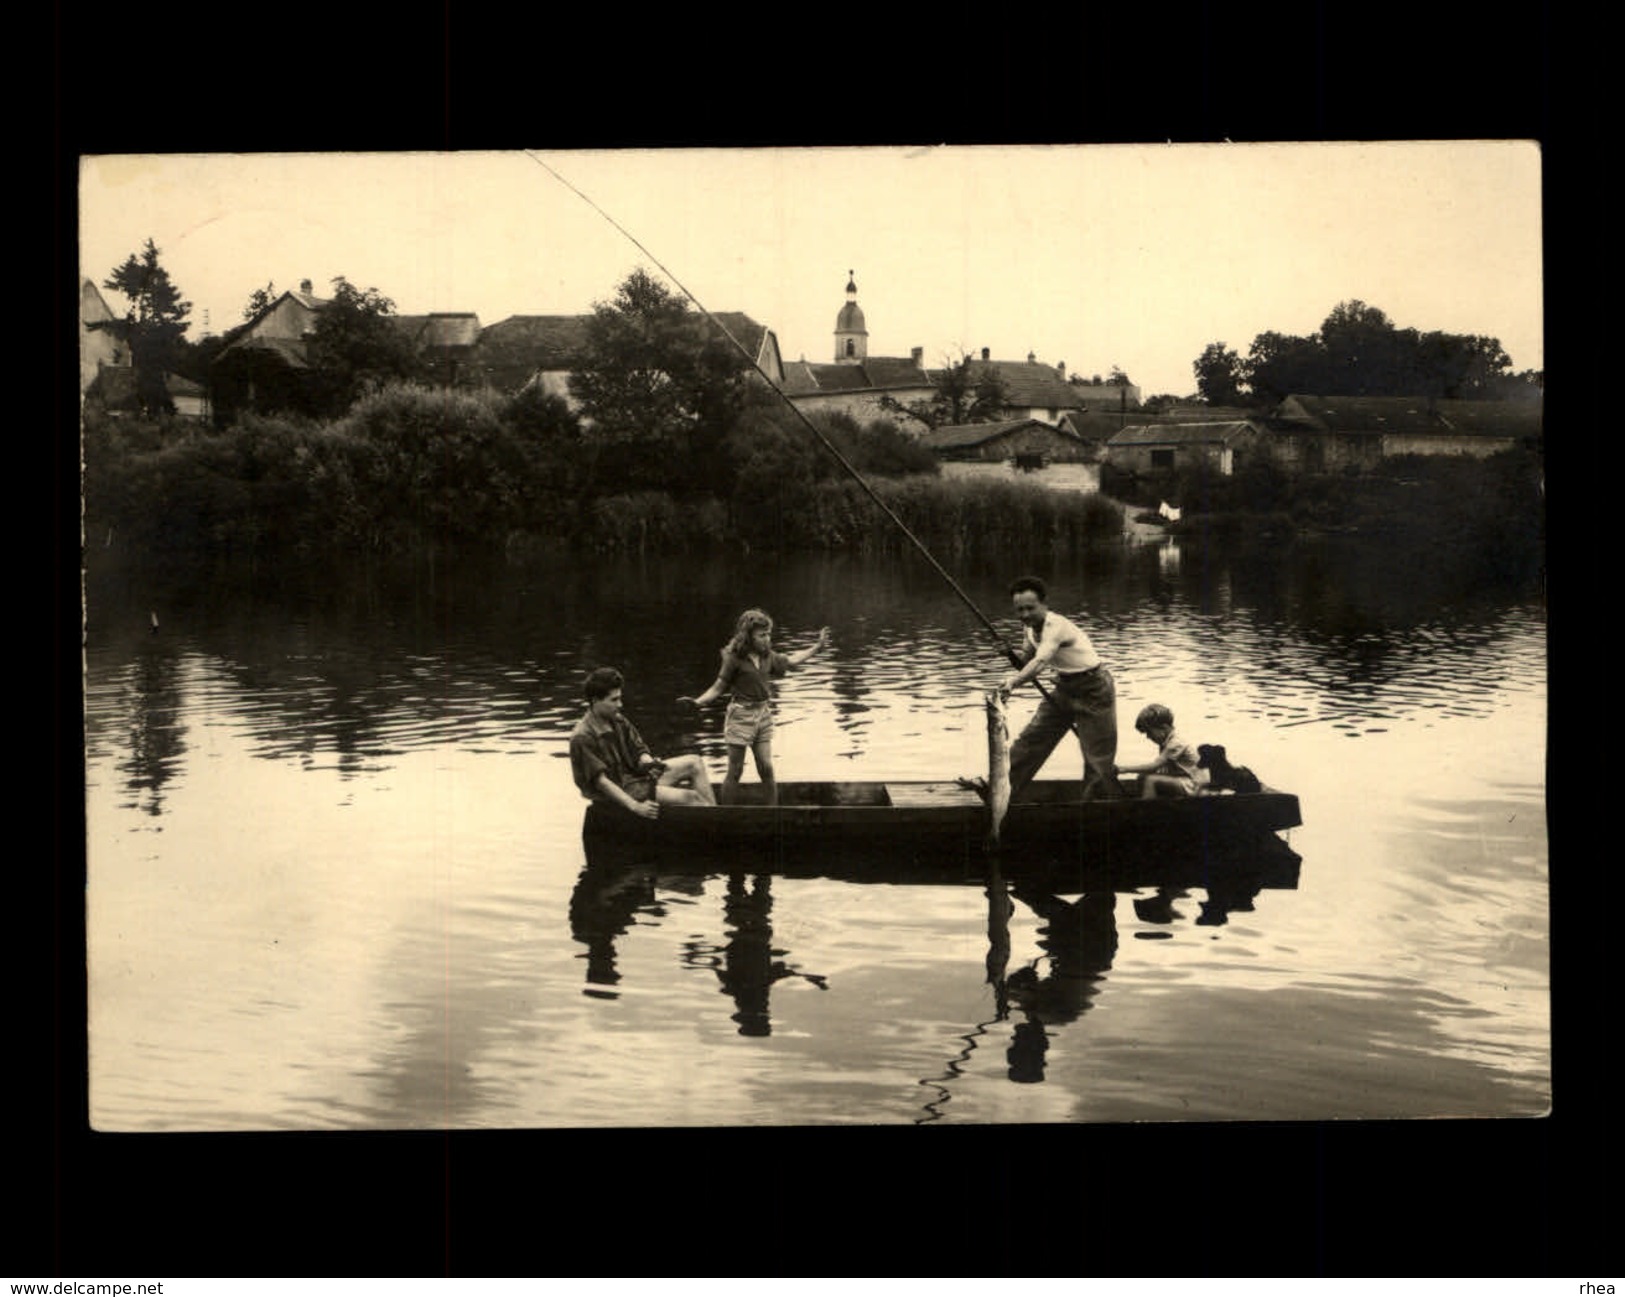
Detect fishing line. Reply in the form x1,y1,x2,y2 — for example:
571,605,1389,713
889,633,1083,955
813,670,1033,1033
524,150,1029,672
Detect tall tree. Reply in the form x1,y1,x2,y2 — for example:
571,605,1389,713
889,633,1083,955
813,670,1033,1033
880,351,1009,429
1193,342,1245,405
305,277,422,417
1244,330,1328,404
97,238,192,415
567,268,752,495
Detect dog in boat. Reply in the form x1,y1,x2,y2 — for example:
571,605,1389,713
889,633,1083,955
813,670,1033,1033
1197,744,1262,795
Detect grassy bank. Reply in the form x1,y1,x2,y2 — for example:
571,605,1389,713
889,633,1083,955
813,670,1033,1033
82,387,1125,568
1106,447,1543,581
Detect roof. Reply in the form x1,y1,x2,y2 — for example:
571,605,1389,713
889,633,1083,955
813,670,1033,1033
707,312,771,364
952,359,1085,412
780,356,933,396
393,313,482,349
87,365,206,406
214,335,311,369
1271,394,1540,438
1156,404,1259,422
472,311,772,390
918,418,1080,451
1107,422,1260,447
835,302,867,333
1426,399,1543,438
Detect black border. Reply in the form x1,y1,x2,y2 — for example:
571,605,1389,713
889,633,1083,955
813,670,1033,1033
49,4,1579,1278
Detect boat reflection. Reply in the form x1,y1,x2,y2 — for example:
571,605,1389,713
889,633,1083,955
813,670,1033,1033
572,829,1301,1054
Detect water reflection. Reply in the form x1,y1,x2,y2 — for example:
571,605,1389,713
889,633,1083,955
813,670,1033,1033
1005,889,1120,1084
703,875,828,1037
573,852,829,1035
568,857,661,999
82,539,1545,1129
115,644,188,816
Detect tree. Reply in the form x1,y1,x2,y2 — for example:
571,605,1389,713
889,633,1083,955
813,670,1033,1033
879,350,1009,429
1192,342,1245,406
567,268,753,495
243,281,278,320
1244,330,1328,404
304,276,423,417
96,238,192,415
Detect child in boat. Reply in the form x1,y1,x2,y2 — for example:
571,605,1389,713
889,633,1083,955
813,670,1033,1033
678,608,830,805
1118,703,1209,799
570,667,718,818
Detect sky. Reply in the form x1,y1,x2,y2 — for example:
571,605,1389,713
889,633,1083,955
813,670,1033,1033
78,143,1543,400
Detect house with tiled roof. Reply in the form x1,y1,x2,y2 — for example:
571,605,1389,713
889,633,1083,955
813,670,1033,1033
471,309,784,408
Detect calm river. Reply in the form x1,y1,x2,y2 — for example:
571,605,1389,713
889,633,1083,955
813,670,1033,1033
81,530,1548,1130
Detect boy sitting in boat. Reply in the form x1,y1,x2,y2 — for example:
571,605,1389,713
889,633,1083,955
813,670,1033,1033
1118,703,1209,799
570,667,717,819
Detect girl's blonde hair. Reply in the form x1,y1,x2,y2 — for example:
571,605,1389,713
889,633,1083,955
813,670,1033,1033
724,608,773,657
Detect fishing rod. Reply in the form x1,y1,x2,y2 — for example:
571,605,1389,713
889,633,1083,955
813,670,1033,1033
524,151,1033,675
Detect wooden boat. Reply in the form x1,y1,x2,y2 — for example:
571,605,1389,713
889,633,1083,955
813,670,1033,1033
581,776,1302,877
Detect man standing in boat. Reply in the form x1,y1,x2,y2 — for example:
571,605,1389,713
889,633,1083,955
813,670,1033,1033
570,667,717,818
997,576,1124,801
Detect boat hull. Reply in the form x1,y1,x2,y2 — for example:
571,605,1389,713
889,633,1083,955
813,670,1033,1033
580,778,1302,885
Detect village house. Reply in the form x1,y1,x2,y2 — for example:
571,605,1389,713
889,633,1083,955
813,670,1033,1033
80,277,126,398
474,310,784,409
81,275,212,418
917,417,1089,464
778,274,1132,434
210,279,486,418
1264,394,1541,471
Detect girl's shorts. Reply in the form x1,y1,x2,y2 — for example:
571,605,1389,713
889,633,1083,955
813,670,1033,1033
724,699,774,746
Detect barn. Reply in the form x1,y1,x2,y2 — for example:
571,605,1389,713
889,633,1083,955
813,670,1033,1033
1266,395,1540,471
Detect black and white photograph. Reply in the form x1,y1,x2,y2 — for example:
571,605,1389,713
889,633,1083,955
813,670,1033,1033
77,143,1546,1136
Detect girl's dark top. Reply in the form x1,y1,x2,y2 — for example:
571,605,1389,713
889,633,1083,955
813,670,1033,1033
718,649,790,703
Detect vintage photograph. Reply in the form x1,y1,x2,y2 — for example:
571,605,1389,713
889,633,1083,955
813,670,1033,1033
78,144,1546,1131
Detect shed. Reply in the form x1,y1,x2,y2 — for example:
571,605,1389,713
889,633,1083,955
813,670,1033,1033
1103,421,1262,477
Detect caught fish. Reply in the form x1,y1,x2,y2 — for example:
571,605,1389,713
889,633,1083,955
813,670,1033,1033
985,689,1012,847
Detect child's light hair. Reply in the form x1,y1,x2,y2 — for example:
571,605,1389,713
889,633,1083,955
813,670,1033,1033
725,608,774,657
1135,703,1174,733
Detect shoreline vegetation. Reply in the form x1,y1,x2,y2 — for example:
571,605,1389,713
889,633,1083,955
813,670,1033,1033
81,383,1543,588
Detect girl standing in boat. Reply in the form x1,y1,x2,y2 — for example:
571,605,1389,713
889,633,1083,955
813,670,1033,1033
679,609,830,805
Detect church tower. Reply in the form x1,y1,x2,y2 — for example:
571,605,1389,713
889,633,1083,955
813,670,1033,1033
834,270,868,363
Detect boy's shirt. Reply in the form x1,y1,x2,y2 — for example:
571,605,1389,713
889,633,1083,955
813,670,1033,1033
1157,730,1206,781
569,709,651,799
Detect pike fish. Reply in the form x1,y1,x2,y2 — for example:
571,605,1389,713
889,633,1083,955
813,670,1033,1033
985,689,1012,847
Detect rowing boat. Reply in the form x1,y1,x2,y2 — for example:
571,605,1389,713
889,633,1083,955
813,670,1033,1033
581,776,1301,861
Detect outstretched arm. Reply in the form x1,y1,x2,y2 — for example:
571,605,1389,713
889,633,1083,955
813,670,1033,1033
787,626,831,667
680,676,729,707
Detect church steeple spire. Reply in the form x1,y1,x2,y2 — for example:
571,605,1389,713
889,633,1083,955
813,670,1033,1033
834,269,868,363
